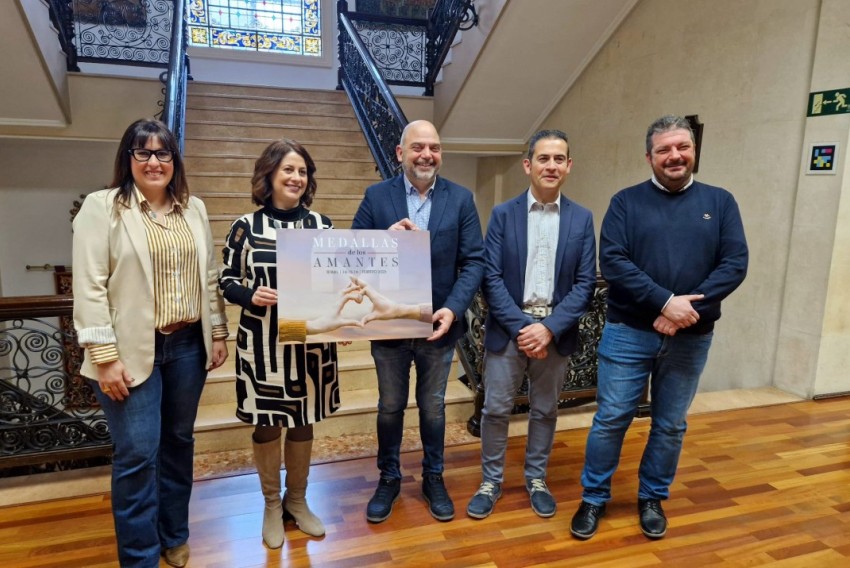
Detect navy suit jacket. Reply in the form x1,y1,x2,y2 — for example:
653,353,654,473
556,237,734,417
483,190,597,356
351,174,485,348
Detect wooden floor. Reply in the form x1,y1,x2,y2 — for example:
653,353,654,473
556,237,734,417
3,397,850,567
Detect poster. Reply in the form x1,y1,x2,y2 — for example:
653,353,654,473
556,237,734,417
276,229,433,343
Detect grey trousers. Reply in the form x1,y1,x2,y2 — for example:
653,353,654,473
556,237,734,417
480,340,570,484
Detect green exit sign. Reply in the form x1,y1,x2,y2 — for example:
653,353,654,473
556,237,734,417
808,88,850,117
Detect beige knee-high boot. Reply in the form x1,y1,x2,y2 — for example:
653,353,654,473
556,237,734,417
282,438,325,536
252,438,285,548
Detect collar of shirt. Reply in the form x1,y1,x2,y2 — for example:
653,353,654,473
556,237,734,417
650,174,694,193
133,185,183,215
526,188,560,213
403,175,435,199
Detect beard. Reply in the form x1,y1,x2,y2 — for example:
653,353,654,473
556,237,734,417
403,161,438,184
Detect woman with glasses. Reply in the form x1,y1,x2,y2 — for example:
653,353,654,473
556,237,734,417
219,139,342,548
73,119,228,568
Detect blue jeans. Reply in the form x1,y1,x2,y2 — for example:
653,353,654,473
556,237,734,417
480,340,570,483
581,322,713,505
371,339,455,479
92,323,207,568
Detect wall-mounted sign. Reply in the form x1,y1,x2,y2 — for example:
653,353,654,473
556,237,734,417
806,143,839,175
807,89,849,117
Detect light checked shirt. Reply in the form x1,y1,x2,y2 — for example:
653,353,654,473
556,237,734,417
523,189,560,307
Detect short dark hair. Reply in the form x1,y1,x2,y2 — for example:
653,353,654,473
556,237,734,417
527,129,570,159
111,119,188,209
645,115,694,154
250,139,318,207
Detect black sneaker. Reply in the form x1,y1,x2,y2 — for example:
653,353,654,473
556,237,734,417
366,477,401,523
570,501,606,540
638,498,667,539
422,473,454,521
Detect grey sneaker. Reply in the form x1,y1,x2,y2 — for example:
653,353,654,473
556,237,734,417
466,481,502,519
526,478,556,518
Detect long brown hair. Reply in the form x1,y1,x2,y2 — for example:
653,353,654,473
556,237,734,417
111,119,189,208
250,139,318,207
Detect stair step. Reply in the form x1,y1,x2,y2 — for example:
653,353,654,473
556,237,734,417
185,121,362,142
187,108,360,129
193,381,474,454
188,82,348,103
189,94,352,114
184,137,376,160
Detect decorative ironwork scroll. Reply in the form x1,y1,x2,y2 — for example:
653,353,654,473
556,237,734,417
352,19,426,85
0,296,111,471
424,0,474,95
337,1,408,180
457,277,611,437
73,0,173,66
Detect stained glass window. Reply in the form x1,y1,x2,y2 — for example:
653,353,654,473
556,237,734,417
188,0,322,56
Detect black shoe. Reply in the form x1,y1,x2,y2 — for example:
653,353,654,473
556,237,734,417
638,498,667,539
366,477,400,523
570,501,606,540
422,473,455,521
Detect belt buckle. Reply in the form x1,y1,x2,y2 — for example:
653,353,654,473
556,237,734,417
526,305,551,318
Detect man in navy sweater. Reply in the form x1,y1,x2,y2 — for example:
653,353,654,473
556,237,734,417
570,115,748,541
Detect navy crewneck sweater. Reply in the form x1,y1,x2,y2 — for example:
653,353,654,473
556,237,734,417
599,179,748,334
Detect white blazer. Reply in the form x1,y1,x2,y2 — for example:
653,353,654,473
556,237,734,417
72,188,226,384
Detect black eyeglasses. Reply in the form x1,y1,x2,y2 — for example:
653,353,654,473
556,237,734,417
129,148,174,163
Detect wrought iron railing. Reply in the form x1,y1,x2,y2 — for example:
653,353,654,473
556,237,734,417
46,0,80,71
424,0,477,95
0,295,110,471
457,277,617,437
338,1,409,180
343,0,477,96
160,0,190,151
72,0,173,66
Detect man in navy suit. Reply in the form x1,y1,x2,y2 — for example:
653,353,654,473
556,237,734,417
352,120,485,523
466,130,596,520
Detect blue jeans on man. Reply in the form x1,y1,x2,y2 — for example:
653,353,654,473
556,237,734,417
581,322,713,505
92,323,207,568
371,338,455,479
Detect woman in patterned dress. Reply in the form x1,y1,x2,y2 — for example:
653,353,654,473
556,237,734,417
219,139,339,547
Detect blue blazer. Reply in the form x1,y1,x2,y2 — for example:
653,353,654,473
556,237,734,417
483,190,597,356
351,174,485,348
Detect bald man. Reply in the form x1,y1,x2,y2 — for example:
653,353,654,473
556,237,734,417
352,120,485,523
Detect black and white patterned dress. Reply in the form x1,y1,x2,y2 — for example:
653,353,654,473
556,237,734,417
220,204,340,427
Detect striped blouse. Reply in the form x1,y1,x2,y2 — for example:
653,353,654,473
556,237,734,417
88,189,228,364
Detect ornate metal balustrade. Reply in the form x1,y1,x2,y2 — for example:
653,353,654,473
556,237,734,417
159,0,190,151
350,14,427,86
337,1,409,180
0,295,110,473
457,276,611,437
72,0,174,66
46,0,80,71
343,0,477,96
424,0,477,95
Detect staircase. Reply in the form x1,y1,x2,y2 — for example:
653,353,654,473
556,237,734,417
183,82,474,460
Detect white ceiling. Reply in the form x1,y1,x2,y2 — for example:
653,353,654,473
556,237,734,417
439,0,638,147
